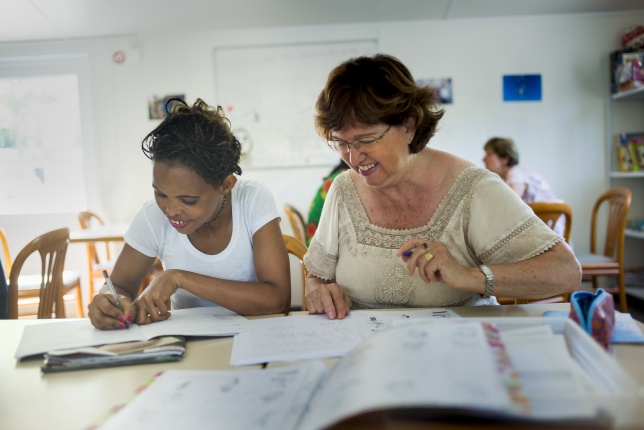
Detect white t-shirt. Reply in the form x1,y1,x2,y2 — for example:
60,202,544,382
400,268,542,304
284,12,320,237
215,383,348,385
124,179,279,309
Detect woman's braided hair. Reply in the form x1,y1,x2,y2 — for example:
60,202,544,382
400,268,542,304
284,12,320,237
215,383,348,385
142,98,242,187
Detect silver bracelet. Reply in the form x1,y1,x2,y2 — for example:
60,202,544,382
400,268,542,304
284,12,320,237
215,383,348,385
479,265,495,298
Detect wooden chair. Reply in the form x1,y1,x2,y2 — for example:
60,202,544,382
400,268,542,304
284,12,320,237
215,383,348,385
283,234,309,311
1,226,83,318
528,201,572,243
514,201,574,305
576,187,632,312
284,204,307,244
77,211,117,301
7,228,74,319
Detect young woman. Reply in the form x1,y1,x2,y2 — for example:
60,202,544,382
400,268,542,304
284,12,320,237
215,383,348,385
88,99,290,330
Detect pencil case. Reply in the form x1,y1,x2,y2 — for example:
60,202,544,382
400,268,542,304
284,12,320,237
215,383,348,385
568,288,615,350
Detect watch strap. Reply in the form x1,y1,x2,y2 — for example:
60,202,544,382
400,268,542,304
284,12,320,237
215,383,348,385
479,265,495,298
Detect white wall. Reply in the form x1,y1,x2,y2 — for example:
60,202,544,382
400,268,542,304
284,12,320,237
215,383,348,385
2,12,644,308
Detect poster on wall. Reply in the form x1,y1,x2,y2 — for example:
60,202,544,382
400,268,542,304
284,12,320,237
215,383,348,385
214,40,377,169
416,78,453,104
502,74,542,102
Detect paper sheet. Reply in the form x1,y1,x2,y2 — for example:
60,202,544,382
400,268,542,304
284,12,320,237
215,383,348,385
15,306,250,359
230,309,461,366
99,362,326,430
230,314,364,366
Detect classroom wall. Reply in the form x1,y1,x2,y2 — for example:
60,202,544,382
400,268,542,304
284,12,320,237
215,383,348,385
2,11,644,308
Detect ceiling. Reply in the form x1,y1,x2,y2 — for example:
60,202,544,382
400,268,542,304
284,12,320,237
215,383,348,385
1,0,644,44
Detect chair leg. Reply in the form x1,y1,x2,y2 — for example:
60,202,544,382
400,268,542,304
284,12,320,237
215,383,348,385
55,294,66,318
75,285,84,317
618,271,628,313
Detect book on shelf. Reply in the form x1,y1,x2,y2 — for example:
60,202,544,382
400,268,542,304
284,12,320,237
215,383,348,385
616,132,644,172
41,336,186,373
610,49,644,94
95,318,637,430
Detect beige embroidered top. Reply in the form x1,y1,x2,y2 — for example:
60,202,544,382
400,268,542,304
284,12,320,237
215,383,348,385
303,166,562,309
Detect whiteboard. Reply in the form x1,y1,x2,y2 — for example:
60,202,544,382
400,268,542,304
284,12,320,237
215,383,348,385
214,40,377,169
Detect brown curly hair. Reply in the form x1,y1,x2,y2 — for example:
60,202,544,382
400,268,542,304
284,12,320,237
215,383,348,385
141,98,242,187
315,54,445,154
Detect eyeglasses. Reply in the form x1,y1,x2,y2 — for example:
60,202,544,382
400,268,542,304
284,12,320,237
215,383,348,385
327,125,392,155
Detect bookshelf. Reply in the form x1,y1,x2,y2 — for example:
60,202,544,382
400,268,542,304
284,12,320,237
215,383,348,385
607,85,644,280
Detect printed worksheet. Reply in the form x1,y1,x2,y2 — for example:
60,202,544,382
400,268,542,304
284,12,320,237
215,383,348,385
230,309,461,366
99,362,326,430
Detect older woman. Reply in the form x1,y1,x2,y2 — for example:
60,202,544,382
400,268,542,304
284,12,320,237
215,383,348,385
303,54,581,319
88,98,291,330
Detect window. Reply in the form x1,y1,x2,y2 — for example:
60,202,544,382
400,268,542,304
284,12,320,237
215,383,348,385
0,73,87,214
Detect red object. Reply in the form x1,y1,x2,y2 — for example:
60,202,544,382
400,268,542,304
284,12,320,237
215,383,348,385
112,50,127,65
622,25,644,49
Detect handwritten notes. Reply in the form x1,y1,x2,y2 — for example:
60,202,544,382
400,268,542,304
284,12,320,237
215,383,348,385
99,362,327,430
230,309,461,366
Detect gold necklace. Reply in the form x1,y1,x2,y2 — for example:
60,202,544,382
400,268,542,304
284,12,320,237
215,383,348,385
203,194,227,226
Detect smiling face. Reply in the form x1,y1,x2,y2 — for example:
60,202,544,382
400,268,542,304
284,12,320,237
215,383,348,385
152,160,226,234
332,122,414,188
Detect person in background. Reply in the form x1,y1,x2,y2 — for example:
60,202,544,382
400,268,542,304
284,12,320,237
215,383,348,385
482,137,557,203
303,54,581,319
88,98,291,330
482,137,565,238
306,159,349,245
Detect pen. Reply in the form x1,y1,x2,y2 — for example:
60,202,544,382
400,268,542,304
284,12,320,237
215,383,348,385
103,270,129,329
402,250,413,257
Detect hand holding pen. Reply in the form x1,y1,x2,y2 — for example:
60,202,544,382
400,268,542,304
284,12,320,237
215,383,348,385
102,270,129,329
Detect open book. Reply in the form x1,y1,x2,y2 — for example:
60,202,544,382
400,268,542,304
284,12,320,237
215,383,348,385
41,336,186,373
96,318,633,430
15,306,250,360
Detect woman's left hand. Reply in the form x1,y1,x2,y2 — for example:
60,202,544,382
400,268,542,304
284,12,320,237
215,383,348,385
398,239,474,290
133,269,179,325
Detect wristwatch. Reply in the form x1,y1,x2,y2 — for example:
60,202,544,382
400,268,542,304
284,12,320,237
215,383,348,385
479,265,495,298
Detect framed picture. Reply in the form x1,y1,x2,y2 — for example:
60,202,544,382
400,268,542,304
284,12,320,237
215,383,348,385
416,78,453,104
148,94,185,119
503,74,542,102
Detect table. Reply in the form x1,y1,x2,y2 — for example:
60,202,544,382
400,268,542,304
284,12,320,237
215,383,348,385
2,304,643,429
69,223,129,244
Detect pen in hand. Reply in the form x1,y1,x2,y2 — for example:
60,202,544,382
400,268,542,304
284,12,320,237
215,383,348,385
402,249,413,257
103,270,129,329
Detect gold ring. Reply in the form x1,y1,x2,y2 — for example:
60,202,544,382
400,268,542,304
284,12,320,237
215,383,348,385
425,252,434,262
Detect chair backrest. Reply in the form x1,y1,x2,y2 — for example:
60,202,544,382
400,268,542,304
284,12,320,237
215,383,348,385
590,187,632,260
284,204,307,244
0,225,13,273
7,228,70,319
77,211,111,264
283,234,309,311
527,201,573,243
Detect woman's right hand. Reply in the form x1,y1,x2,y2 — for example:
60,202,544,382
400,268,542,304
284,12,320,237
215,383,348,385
87,293,136,330
305,280,351,320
